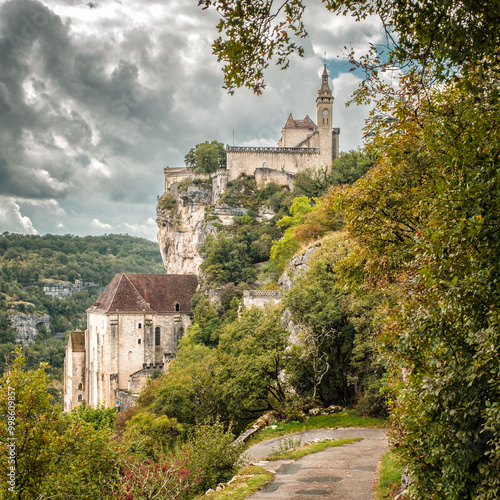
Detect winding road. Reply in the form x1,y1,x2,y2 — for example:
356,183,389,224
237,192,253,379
246,428,388,500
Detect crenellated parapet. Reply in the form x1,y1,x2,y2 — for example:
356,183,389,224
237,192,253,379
226,146,319,154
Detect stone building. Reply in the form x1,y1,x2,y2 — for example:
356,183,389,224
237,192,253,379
64,273,198,411
226,65,340,180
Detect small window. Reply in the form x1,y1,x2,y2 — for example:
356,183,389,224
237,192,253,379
77,383,83,390
77,394,83,402
138,339,141,344
175,303,180,312
155,327,161,346
138,323,142,329
128,351,132,361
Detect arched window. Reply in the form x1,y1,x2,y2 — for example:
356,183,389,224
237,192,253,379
77,383,83,390
138,322,142,329
77,394,83,402
155,327,161,346
138,338,141,344
128,351,132,361
175,303,180,312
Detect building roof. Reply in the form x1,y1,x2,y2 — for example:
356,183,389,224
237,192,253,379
88,274,199,314
70,330,85,352
284,113,316,129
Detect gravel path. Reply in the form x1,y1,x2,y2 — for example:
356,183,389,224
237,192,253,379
245,427,388,500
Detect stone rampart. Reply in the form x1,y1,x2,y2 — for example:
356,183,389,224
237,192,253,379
226,146,321,181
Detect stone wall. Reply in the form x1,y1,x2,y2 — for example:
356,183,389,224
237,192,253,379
86,311,191,407
10,314,50,344
116,390,139,412
243,290,281,309
226,146,321,181
255,167,295,190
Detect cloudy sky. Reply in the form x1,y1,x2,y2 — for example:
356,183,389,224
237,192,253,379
0,0,385,241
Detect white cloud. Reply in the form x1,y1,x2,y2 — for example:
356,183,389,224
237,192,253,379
20,198,66,216
0,197,38,234
91,218,113,231
121,218,158,240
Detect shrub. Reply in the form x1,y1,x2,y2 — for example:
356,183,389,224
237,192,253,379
181,417,244,495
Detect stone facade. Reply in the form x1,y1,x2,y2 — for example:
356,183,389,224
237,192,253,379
64,330,86,411
226,66,340,181
64,273,198,411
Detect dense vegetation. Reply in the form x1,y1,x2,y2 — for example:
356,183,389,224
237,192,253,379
0,233,164,380
195,1,500,497
0,351,243,499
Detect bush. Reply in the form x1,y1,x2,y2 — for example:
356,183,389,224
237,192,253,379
181,417,243,495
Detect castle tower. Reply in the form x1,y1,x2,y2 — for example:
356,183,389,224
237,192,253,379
316,65,338,166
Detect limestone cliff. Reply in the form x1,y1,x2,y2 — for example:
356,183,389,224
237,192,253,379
10,313,50,344
156,174,247,275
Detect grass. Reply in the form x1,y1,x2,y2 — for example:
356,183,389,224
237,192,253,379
199,466,274,500
376,450,405,499
245,409,386,448
266,437,363,461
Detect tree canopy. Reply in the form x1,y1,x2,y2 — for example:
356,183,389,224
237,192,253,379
199,0,500,93
184,140,227,173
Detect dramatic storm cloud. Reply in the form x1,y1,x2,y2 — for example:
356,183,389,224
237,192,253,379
0,0,383,239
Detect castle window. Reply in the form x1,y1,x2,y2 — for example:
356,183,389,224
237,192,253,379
138,323,142,329
138,339,141,344
155,327,161,345
175,303,180,312
78,395,83,402
78,383,83,390
128,351,132,361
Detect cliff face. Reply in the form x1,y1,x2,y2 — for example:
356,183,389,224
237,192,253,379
10,313,50,344
157,183,216,275
157,176,247,275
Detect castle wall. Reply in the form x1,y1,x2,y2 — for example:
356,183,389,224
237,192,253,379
64,336,86,412
226,147,321,181
279,128,314,147
255,168,294,190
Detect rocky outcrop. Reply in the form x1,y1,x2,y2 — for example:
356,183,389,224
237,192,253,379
279,242,321,343
9,314,50,344
157,172,255,275
157,182,218,275
278,242,320,292
43,279,99,299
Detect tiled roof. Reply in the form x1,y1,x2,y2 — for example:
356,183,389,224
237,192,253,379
284,113,316,129
89,274,199,314
70,330,85,352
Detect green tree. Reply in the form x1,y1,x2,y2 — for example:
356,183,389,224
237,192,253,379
199,0,500,92
184,140,227,173
0,350,120,499
294,151,376,198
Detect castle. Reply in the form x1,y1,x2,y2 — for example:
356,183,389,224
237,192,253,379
164,65,339,190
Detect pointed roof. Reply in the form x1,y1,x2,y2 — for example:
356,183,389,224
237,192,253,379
283,113,316,129
318,65,333,98
89,274,199,314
